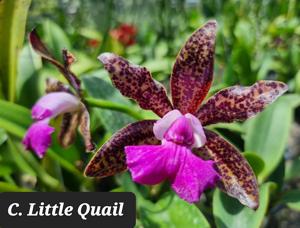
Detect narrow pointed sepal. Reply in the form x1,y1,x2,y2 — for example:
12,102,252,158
98,53,173,117
29,29,81,92
197,80,288,126
171,20,217,114
78,107,95,152
84,120,159,178
195,130,259,209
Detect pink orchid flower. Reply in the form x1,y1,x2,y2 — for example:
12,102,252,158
85,21,287,209
23,92,82,158
23,31,95,158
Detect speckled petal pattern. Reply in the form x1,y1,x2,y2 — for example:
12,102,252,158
197,80,288,126
171,20,216,114
98,53,173,117
58,112,80,148
84,120,159,178
194,129,259,209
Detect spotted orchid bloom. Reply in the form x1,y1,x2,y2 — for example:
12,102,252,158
85,21,288,209
23,30,95,158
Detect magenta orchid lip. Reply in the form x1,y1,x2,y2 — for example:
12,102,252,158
84,20,287,209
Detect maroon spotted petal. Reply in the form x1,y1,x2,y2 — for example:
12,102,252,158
98,53,173,117
194,130,259,209
171,20,217,114
196,80,288,126
84,120,159,178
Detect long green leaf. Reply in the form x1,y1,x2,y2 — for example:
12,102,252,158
0,0,31,101
244,95,300,181
213,182,275,228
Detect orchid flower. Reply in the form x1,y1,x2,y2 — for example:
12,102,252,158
84,20,288,209
23,30,95,158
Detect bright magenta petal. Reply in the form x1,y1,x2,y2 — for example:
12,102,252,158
171,21,217,114
98,53,173,117
164,116,194,147
22,120,54,158
171,148,219,203
197,80,288,126
126,141,219,203
125,144,176,185
84,120,159,178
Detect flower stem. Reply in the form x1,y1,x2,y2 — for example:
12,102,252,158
85,97,144,120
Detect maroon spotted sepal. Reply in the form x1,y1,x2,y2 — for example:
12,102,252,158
85,120,159,178
197,80,288,126
98,53,173,117
171,20,216,114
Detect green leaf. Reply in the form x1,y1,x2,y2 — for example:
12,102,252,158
294,70,300,94
0,181,33,192
16,44,42,107
285,157,300,181
0,99,32,128
213,182,275,228
0,0,32,101
42,20,72,61
244,95,300,181
243,152,265,177
140,194,210,228
281,190,300,212
0,128,8,146
83,73,135,133
0,164,13,177
117,174,209,227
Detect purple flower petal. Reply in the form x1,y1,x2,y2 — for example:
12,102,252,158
164,116,194,147
153,110,182,140
32,92,80,120
22,120,55,158
125,143,176,185
125,141,219,203
171,148,219,203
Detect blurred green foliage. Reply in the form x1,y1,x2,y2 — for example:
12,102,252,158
0,0,300,227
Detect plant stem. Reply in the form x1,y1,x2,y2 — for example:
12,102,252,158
85,97,143,120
